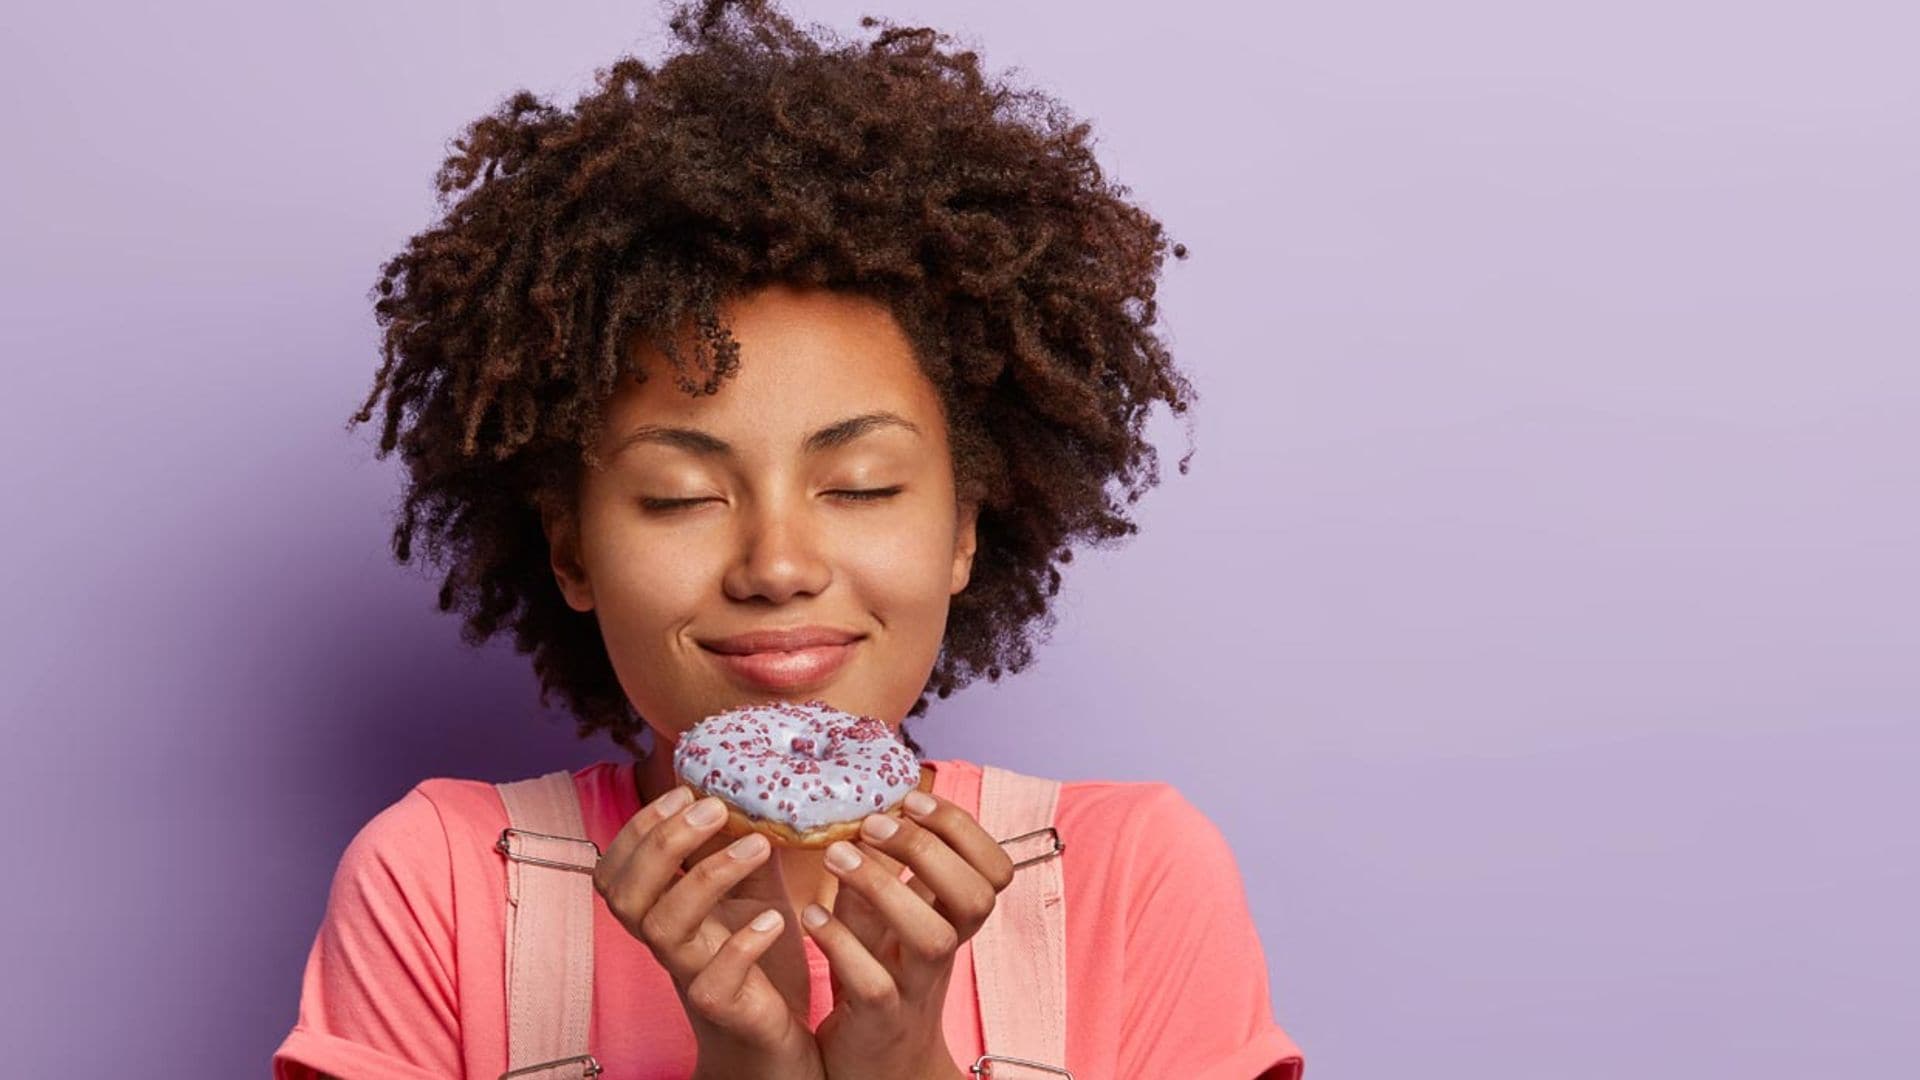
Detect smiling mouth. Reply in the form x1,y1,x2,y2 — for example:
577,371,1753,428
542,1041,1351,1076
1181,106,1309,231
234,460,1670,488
702,640,859,692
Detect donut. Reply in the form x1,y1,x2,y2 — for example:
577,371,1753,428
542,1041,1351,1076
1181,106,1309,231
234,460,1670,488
672,699,932,848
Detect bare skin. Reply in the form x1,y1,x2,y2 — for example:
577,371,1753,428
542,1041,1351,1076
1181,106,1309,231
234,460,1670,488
549,282,980,918
543,282,995,1076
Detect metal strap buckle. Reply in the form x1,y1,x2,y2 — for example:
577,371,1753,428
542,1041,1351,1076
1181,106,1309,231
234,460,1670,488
499,1052,603,1079
496,827,601,873
971,1053,1075,1078
997,825,1065,870
494,829,601,1079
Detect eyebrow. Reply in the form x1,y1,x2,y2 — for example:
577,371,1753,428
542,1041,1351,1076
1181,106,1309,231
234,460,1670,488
612,410,924,459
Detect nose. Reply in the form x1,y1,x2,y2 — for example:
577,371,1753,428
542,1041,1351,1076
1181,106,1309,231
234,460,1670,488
720,495,832,604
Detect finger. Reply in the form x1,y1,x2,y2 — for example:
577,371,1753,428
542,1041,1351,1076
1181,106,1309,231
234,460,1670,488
852,838,939,909
823,840,958,976
593,784,696,895
855,811,998,938
683,810,760,869
703,843,811,1023
798,901,899,1010
898,791,1017,895
597,798,743,943
844,839,932,909
635,794,736,890
640,831,777,976
714,834,795,908
681,908,793,1043
830,867,891,956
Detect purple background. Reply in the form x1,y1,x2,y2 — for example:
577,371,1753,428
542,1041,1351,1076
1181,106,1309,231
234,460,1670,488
3,1,1915,1075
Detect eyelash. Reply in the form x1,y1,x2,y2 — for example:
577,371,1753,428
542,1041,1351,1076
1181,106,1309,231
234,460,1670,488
640,487,903,512
832,486,904,502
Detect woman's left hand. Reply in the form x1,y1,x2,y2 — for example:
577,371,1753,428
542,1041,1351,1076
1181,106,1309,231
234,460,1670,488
802,790,1016,1080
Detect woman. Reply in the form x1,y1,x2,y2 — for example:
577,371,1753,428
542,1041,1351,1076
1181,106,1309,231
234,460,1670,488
274,2,1304,1076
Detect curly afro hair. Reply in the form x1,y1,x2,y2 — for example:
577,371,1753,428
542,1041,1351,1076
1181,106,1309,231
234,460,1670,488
347,0,1198,759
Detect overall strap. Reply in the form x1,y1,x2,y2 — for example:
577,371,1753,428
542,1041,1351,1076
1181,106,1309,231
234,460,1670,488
971,763,1071,1077
493,770,604,1079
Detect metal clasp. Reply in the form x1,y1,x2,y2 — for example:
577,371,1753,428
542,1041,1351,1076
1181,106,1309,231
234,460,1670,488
496,827,601,873
499,1052,603,1079
972,1053,1074,1078
997,825,1065,870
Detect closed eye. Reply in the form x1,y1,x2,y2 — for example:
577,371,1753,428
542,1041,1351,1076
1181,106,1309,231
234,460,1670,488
639,496,721,511
639,487,903,512
830,486,904,502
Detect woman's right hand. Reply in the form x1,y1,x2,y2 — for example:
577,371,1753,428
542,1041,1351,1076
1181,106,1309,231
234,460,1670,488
593,785,824,1080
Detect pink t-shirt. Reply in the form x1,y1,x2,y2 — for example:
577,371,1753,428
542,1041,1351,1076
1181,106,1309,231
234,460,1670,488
272,757,1305,1079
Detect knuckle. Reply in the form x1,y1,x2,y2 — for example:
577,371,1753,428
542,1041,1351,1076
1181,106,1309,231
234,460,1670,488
636,908,673,948
903,828,938,861
696,847,751,882
913,924,959,961
987,851,1016,891
623,810,655,842
593,860,625,900
638,821,682,860
684,974,733,1019
851,981,899,1009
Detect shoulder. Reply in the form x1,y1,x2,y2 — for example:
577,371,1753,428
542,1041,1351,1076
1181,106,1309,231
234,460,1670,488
940,760,1224,847
1056,775,1202,825
1051,773,1225,842
334,783,448,876
327,776,514,896
949,762,1245,893
1055,777,1244,881
351,776,502,844
334,763,627,872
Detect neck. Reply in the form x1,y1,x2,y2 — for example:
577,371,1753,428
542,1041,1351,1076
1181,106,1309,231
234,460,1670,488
632,740,681,808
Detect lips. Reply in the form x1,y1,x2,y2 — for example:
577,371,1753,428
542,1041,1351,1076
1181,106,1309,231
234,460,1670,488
701,626,862,655
703,641,859,692
697,626,865,693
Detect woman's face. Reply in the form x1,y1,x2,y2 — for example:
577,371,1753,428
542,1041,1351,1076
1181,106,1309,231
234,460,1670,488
545,282,978,744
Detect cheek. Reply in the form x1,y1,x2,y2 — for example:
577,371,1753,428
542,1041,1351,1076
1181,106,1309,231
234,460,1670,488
581,522,715,639
841,518,960,618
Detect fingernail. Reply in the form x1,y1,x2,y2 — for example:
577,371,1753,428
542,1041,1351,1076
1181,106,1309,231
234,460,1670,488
728,833,769,860
802,903,829,929
825,841,862,872
861,814,899,842
655,787,693,816
751,909,782,932
904,791,936,817
685,798,725,827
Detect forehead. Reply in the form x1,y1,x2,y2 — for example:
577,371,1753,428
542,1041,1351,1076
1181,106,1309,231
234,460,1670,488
604,284,945,449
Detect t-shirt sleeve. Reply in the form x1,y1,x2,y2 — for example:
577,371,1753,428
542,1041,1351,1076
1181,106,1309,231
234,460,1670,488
272,785,463,1080
1116,784,1306,1080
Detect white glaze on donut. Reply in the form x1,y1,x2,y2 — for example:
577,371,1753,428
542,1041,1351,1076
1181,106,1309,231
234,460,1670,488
672,699,921,832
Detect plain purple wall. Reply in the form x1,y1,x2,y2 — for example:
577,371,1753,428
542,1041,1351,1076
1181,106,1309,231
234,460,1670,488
3,1,1914,1075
